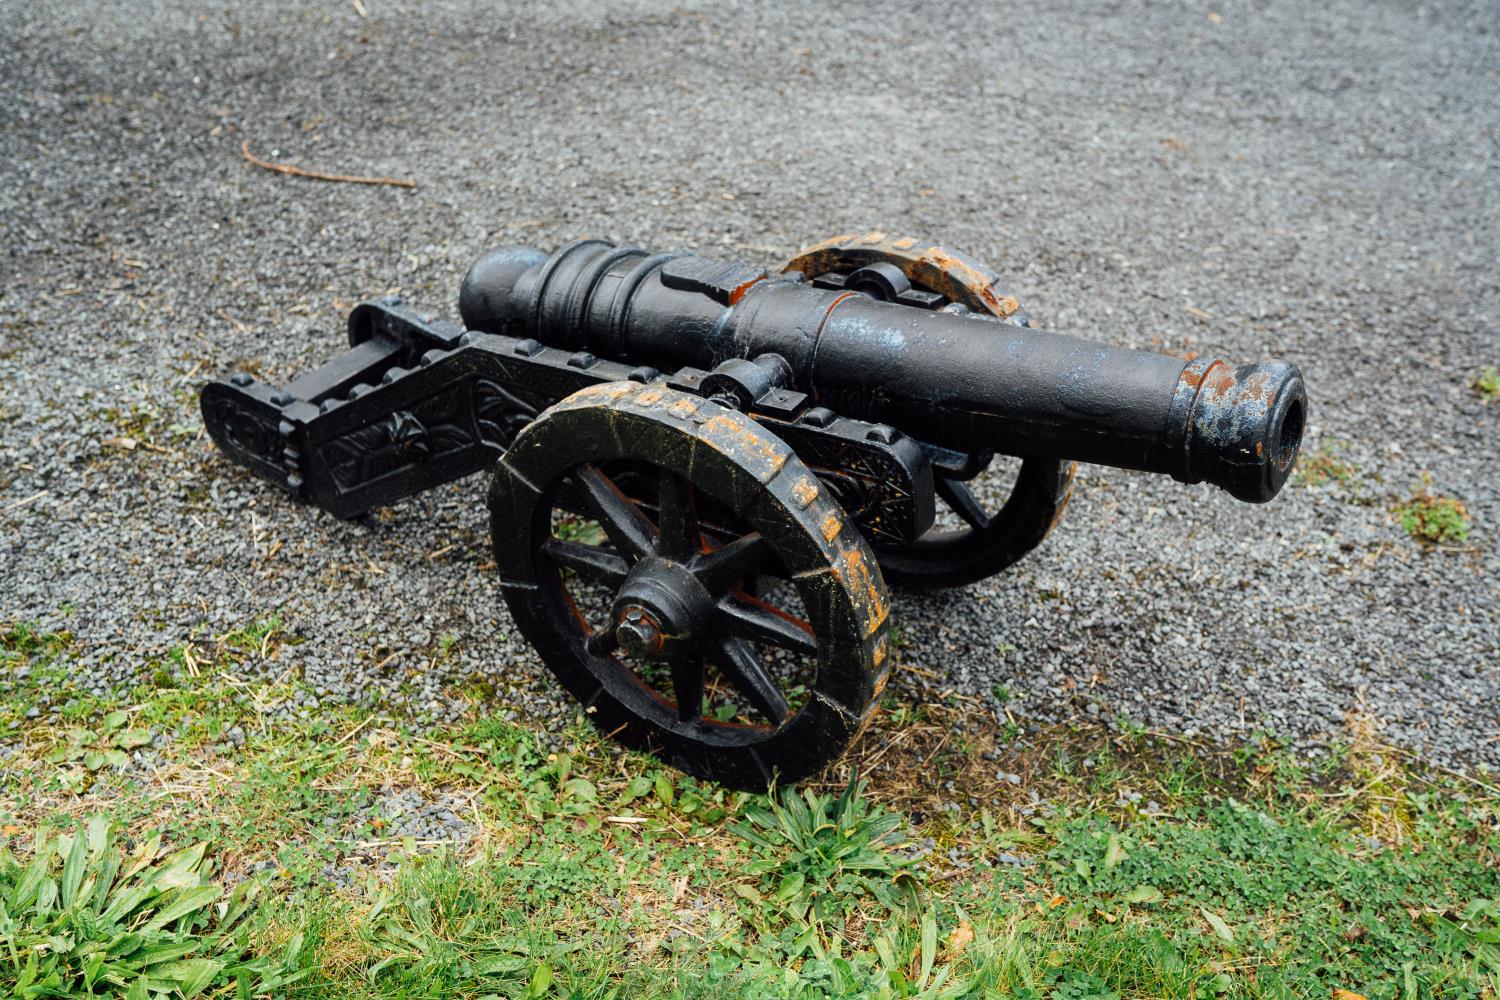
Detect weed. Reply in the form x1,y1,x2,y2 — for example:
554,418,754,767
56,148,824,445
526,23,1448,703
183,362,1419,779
1,623,72,660
0,818,309,997
218,616,284,659
1395,475,1471,545
43,710,154,794
889,622,908,649
552,514,605,546
733,774,913,924
727,775,977,997
1474,365,1499,403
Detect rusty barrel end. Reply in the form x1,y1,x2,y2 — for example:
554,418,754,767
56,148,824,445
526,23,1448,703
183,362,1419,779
1173,358,1307,503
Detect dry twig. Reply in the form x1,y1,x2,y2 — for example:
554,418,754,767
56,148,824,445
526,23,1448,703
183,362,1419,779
240,140,416,189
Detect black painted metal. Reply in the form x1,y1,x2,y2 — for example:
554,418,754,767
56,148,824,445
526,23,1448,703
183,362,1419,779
201,299,932,534
460,240,1306,505
778,235,1076,589
200,234,1308,789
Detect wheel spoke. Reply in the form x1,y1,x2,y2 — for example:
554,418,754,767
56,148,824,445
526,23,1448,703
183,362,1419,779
669,653,705,722
574,463,658,559
718,594,818,657
541,538,631,586
587,629,619,656
712,637,788,726
656,469,700,561
936,476,991,531
692,532,771,597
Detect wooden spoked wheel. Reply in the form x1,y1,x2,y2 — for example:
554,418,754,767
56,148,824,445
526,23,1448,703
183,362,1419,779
487,381,893,789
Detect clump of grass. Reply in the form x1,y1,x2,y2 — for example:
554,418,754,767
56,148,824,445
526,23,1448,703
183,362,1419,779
218,616,285,660
1473,365,1499,403
0,817,309,997
726,774,972,997
1,624,73,675
733,774,913,925
1395,475,1471,545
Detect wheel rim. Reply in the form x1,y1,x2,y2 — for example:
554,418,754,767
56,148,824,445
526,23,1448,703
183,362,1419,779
489,381,892,789
875,457,1074,589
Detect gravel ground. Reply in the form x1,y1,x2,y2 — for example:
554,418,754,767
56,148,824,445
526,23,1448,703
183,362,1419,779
2,1,1496,771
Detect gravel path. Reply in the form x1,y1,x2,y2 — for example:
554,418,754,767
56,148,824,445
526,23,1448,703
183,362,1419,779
3,1,1496,770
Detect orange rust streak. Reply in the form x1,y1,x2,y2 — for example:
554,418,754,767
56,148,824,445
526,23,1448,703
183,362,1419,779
1179,359,1223,390
804,291,859,412
821,290,857,321
727,274,766,305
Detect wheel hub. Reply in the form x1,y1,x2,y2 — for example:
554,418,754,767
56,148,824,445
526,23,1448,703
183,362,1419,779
610,557,714,662
614,606,664,659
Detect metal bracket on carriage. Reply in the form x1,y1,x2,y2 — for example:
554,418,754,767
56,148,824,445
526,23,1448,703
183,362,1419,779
201,299,630,519
661,359,935,546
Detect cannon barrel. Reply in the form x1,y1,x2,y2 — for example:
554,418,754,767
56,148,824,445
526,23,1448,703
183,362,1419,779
459,241,1306,503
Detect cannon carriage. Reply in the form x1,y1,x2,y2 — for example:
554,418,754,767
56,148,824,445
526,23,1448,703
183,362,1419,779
201,232,1307,789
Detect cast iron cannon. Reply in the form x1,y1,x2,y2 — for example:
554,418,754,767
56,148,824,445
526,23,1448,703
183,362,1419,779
201,232,1307,788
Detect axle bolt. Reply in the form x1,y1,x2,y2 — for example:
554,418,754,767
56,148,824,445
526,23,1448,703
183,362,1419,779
615,606,665,660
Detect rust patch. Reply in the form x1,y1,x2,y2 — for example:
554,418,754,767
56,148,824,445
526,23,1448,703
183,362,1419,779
1196,364,1278,418
700,412,746,436
698,412,787,482
667,396,700,419
820,512,842,542
829,545,888,638
848,547,889,636
915,246,1019,319
872,633,888,668
790,476,819,509
569,381,637,406
1202,363,1238,399
781,232,1023,320
1179,360,1222,390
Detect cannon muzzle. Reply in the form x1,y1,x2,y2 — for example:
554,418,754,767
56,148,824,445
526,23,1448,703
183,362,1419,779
460,241,1306,503
1170,358,1305,503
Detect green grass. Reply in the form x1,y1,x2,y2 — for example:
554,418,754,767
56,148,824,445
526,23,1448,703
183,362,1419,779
1,620,1497,998
0,819,308,997
1473,366,1499,404
1395,475,1472,546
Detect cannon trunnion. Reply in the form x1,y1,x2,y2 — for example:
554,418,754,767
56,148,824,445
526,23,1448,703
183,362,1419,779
201,233,1307,789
